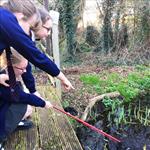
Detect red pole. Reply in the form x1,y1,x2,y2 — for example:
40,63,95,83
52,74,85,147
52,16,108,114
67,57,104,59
52,105,121,143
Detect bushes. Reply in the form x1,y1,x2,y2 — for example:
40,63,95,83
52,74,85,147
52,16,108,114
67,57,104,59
85,26,100,46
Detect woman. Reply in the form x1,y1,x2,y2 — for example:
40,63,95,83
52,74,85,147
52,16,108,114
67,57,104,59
0,49,53,150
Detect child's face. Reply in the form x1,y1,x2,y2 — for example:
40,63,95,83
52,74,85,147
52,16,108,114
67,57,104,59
16,13,41,36
13,60,28,78
35,19,52,40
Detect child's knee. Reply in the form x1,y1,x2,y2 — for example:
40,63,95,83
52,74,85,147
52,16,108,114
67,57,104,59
27,105,33,116
23,105,33,119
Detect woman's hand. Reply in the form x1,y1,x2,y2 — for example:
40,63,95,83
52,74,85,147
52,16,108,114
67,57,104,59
0,74,9,87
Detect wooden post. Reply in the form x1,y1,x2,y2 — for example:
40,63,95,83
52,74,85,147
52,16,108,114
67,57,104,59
43,0,49,10
50,10,61,98
44,0,52,56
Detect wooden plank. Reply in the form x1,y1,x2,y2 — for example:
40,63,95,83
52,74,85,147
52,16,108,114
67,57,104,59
5,86,83,150
37,86,83,150
37,109,66,150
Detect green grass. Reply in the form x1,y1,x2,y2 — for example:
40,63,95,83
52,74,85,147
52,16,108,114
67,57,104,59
80,74,100,85
80,65,149,103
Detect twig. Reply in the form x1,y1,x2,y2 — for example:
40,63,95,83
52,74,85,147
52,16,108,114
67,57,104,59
81,91,120,121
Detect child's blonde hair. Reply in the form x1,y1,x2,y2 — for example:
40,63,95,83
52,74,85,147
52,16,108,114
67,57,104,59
0,52,6,70
0,48,27,70
0,0,8,6
2,0,42,31
38,7,52,24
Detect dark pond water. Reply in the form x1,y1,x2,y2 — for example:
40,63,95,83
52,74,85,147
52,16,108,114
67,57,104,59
76,122,150,150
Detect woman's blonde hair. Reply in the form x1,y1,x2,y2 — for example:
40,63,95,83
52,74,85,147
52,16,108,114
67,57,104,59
2,0,42,30
0,48,27,70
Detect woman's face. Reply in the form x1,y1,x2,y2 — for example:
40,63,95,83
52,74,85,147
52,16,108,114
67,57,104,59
35,19,52,40
13,60,28,78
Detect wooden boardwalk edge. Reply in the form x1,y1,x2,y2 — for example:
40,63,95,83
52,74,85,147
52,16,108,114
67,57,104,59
5,86,83,150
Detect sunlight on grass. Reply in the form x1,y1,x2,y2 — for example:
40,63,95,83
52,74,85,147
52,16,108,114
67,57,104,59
79,65,149,102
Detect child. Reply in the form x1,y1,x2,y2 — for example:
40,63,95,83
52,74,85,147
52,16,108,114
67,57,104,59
0,49,52,149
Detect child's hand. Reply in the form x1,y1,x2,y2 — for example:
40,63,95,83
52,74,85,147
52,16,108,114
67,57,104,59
61,78,74,91
45,101,53,109
0,74,9,87
33,91,42,98
56,72,74,91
